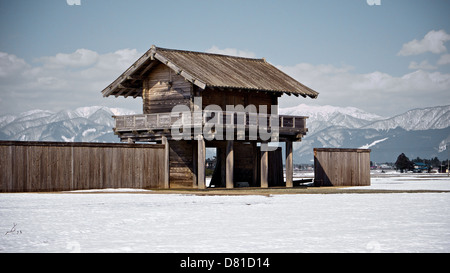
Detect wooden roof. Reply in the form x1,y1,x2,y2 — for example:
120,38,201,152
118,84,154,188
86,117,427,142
101,45,319,99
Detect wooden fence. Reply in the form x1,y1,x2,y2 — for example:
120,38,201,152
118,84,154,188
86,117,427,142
0,141,165,192
314,148,371,187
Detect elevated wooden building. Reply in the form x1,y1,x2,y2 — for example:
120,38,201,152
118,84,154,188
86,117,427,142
101,45,319,189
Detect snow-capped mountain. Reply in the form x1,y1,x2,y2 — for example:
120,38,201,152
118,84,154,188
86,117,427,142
280,104,450,132
280,104,450,163
0,106,136,143
280,104,384,132
363,105,450,131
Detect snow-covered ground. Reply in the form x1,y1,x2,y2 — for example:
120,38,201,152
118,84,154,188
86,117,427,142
1,174,449,253
352,172,450,191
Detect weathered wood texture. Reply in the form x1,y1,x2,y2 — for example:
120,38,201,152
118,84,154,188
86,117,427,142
102,46,319,99
0,141,165,192
226,140,234,188
168,140,194,188
113,112,308,141
260,146,269,188
285,141,293,188
162,136,170,189
143,63,192,114
202,88,275,114
256,146,284,187
314,148,371,187
197,135,206,189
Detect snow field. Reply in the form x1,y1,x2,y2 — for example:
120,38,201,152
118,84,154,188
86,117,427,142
1,176,450,253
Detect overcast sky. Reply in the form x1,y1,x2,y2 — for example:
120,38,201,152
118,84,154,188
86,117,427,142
0,0,449,116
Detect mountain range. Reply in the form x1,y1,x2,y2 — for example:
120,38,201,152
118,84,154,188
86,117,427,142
1,104,449,163
0,106,135,143
280,104,450,163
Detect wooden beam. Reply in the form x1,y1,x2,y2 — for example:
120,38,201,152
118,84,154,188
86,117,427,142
193,140,198,188
166,61,182,74
261,143,269,188
123,89,136,98
126,75,144,81
252,142,258,187
285,140,293,188
114,88,128,97
138,60,159,77
226,140,234,189
179,70,207,90
161,136,170,189
154,52,168,65
197,135,206,189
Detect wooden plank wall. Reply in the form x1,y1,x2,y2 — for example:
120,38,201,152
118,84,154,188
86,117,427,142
168,140,194,188
0,141,165,192
314,148,371,187
143,63,192,114
202,89,276,114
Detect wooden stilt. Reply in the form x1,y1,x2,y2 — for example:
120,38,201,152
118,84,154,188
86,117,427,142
252,142,258,187
261,143,269,188
226,140,234,189
161,136,170,189
192,140,198,188
285,140,293,188
220,147,226,187
197,135,206,189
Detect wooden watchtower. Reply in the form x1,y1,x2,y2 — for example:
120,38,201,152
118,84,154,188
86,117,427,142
101,45,318,189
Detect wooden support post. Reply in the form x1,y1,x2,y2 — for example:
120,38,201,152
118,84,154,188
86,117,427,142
220,147,226,187
193,140,197,188
161,136,170,189
285,140,293,188
261,143,269,188
197,135,206,189
252,142,258,187
226,140,234,189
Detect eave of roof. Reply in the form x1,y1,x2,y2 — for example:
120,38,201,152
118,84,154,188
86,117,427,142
101,45,319,99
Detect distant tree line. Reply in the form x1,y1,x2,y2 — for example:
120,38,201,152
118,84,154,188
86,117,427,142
394,153,448,173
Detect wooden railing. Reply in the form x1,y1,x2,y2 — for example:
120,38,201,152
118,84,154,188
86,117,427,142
113,111,307,133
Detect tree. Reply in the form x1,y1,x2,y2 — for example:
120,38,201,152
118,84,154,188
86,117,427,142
430,157,441,168
395,153,414,173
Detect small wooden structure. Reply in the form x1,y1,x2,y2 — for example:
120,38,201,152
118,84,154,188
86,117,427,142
102,45,319,189
314,148,371,187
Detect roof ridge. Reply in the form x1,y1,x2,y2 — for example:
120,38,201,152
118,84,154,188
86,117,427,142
152,45,265,62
